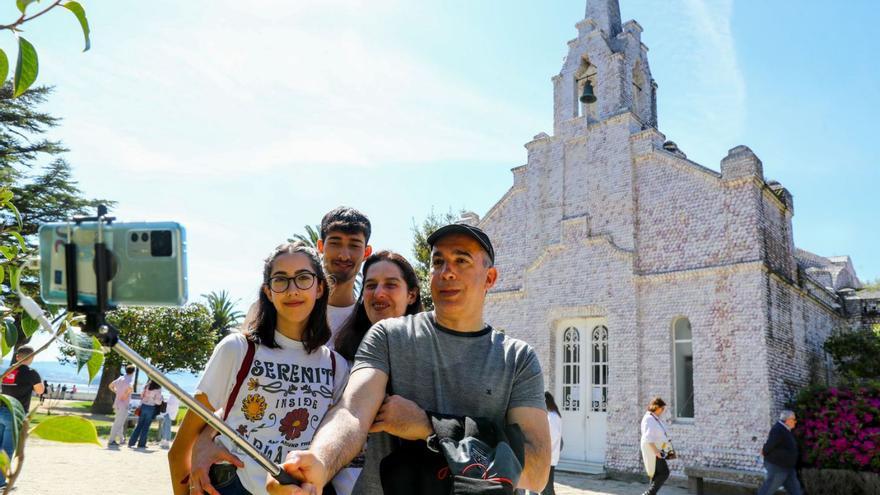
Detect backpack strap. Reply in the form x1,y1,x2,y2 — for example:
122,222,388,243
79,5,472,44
223,339,256,421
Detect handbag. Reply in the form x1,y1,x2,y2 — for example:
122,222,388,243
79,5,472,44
134,406,142,417
159,401,168,414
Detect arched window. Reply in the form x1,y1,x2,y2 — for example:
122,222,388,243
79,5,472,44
591,325,608,412
575,56,598,121
673,318,694,418
562,326,581,411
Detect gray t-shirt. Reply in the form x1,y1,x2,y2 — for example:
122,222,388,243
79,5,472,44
350,311,545,494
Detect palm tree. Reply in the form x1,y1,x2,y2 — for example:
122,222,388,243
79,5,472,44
289,224,320,249
203,290,245,341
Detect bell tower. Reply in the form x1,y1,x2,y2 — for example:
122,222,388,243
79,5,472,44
553,0,657,134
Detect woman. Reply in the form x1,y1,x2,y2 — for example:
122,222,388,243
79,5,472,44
542,392,562,495
129,380,163,448
640,397,674,495
333,250,423,362
327,250,424,493
169,242,348,495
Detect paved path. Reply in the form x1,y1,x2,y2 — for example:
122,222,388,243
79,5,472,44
13,439,693,494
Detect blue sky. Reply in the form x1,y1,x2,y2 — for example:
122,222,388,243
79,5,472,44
6,1,876,357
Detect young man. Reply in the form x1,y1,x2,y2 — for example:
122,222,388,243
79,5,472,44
0,346,44,487
107,364,136,447
268,224,551,495
316,206,372,344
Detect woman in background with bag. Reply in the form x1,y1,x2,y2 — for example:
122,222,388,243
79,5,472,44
129,380,163,448
640,397,675,495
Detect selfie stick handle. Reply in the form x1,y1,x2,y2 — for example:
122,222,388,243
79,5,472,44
65,207,297,486
107,338,297,484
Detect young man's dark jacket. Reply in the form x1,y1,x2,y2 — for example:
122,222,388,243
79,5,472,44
761,421,798,468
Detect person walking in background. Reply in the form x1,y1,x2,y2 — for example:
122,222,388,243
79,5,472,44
108,365,136,447
129,380,163,449
757,410,803,495
640,397,674,495
541,392,563,495
70,384,77,399
39,380,48,404
0,346,44,488
159,392,180,449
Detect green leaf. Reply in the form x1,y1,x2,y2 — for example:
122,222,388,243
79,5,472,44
1,320,13,357
62,1,91,52
13,37,38,98
21,313,39,337
0,394,26,453
30,415,101,445
7,202,22,230
85,336,104,383
16,0,37,14
9,266,21,292
0,450,9,477
7,231,26,251
0,188,12,204
0,245,16,261
2,319,17,356
0,265,5,286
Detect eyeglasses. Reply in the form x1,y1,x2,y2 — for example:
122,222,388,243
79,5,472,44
267,272,318,293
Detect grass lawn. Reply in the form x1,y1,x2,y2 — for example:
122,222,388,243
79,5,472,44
29,401,190,443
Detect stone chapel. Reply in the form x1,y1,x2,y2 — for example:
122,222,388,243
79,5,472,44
471,0,880,478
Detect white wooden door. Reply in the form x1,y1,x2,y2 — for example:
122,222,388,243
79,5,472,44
585,325,608,463
558,324,587,461
556,319,608,471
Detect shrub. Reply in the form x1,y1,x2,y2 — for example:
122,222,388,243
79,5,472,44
794,382,880,473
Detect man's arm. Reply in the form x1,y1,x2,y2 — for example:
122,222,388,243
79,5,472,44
507,406,550,492
32,380,45,396
761,425,781,456
267,367,388,495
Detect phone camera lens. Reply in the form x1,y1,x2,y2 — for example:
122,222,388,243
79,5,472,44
150,230,173,257
130,233,138,242
141,233,149,242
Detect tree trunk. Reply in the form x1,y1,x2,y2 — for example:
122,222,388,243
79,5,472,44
91,358,120,414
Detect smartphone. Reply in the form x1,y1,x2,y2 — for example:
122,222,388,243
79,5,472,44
39,221,188,307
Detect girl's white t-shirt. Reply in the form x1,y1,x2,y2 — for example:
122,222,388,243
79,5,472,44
197,332,350,495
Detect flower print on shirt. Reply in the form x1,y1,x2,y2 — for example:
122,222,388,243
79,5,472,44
241,394,267,421
279,408,310,441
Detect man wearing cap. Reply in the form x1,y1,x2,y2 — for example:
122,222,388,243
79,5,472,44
268,224,550,495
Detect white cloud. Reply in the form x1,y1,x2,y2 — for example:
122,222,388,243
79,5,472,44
52,0,532,179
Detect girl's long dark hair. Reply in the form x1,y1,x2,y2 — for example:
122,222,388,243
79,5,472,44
545,391,560,415
334,251,423,361
247,242,330,353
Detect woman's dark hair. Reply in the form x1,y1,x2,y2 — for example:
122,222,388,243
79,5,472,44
334,251,423,361
544,391,560,415
146,380,161,391
248,242,330,353
648,396,666,412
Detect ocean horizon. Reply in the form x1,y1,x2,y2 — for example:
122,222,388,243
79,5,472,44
3,359,202,395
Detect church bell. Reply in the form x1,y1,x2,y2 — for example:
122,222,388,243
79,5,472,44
579,80,597,104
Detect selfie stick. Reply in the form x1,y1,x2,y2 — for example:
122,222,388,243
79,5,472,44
64,206,298,487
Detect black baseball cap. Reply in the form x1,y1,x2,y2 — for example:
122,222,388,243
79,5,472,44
426,224,495,264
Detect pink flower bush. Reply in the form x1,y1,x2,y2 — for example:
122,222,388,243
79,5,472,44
795,382,880,473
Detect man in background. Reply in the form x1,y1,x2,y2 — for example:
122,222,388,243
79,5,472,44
758,409,802,495
0,346,44,488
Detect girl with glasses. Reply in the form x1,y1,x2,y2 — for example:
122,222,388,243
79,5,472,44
168,242,349,495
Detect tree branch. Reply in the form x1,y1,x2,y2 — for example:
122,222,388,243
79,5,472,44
0,317,67,382
0,0,64,31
